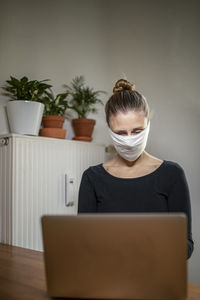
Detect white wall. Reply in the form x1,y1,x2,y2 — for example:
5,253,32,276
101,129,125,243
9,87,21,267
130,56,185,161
104,0,200,284
0,0,110,138
0,0,199,283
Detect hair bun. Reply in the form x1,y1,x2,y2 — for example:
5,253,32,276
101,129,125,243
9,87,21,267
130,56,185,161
113,79,135,93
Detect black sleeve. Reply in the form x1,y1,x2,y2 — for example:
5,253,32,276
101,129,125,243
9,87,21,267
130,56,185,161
78,170,97,213
167,166,194,259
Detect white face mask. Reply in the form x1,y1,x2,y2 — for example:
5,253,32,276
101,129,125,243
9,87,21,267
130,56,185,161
108,121,150,162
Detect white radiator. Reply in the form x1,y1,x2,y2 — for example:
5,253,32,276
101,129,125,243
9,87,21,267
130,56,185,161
0,134,105,250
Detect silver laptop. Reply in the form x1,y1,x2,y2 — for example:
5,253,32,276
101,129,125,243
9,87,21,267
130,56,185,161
41,214,187,299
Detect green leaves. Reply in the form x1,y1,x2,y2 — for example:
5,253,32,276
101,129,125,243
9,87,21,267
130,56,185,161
2,76,52,102
2,75,106,118
42,90,69,116
64,76,106,118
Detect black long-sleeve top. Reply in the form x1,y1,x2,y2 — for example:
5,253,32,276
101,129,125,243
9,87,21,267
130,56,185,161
78,160,194,259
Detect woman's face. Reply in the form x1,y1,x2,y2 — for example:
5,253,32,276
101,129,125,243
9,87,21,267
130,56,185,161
109,110,148,136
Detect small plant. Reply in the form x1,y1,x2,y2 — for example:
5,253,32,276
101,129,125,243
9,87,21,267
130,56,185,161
41,90,69,116
64,76,106,118
2,76,52,102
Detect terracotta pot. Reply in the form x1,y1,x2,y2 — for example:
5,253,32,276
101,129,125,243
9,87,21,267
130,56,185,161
72,118,96,141
42,115,65,128
40,128,66,139
40,115,66,139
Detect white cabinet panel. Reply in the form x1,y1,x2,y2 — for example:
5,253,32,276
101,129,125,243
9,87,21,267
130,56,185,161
0,134,105,250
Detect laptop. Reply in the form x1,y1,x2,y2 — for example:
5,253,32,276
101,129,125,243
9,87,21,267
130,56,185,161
41,213,187,299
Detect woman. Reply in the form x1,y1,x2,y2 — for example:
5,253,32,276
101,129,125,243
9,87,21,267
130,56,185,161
78,79,194,259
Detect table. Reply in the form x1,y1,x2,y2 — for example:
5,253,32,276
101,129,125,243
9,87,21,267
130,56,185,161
0,243,199,300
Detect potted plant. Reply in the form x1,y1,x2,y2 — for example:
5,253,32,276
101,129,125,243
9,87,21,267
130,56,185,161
64,76,106,142
39,89,69,139
2,76,51,135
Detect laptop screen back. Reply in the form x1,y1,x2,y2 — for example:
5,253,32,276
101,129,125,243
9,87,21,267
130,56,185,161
41,213,187,299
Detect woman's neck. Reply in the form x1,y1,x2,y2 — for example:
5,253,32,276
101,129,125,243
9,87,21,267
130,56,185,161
113,151,149,168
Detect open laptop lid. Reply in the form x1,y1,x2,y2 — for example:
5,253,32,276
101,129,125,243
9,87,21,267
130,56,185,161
41,213,187,299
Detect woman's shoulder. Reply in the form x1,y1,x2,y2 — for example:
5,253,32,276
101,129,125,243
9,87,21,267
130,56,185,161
145,153,184,174
162,159,185,173
82,163,104,177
